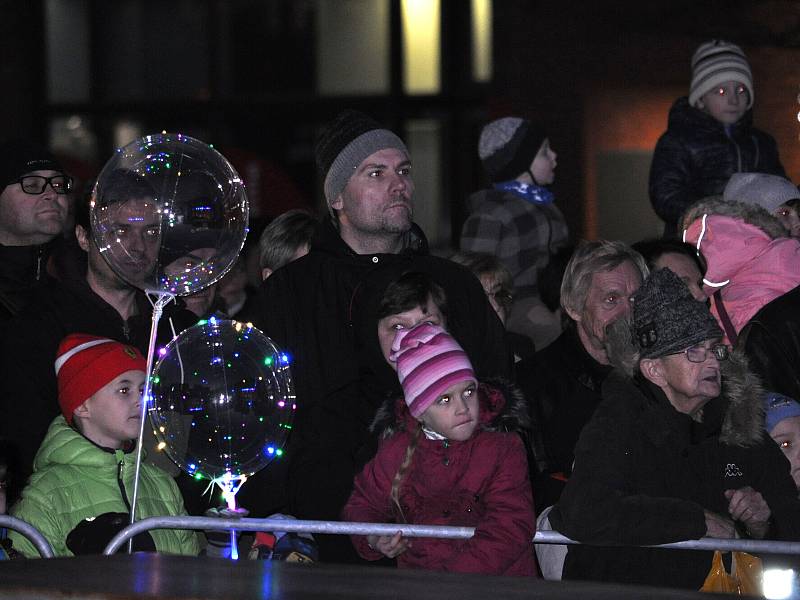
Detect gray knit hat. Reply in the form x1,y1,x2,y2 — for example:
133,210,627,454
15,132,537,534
723,173,800,213
633,268,722,359
689,40,753,109
478,117,546,183
314,110,408,211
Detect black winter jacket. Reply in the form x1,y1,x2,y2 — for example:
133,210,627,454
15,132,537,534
517,325,612,512
0,275,196,502
552,351,800,589
252,217,511,561
0,242,53,323
739,284,800,402
649,97,784,237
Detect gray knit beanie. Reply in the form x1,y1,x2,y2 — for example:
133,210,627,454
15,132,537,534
723,173,800,214
314,110,408,213
689,40,753,109
478,117,546,183
633,268,722,359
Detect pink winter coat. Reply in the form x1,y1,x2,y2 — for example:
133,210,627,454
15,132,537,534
342,384,538,577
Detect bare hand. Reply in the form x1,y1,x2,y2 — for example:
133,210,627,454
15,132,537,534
704,510,736,539
725,487,771,539
366,531,410,558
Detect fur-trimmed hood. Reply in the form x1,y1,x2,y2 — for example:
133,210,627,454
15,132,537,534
681,199,800,335
370,378,529,440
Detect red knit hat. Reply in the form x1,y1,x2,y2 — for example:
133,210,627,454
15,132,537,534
390,323,477,419
55,334,147,423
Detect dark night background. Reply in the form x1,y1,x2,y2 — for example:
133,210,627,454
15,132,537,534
2,0,798,248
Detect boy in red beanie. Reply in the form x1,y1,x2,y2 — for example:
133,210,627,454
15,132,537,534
8,334,199,557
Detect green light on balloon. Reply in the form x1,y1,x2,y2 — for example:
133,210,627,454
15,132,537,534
276,449,284,457
193,472,203,480
197,319,208,326
264,356,274,366
152,376,160,384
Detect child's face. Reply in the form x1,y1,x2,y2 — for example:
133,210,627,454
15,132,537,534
419,380,479,441
77,370,145,449
528,138,557,186
776,203,800,238
378,296,445,368
769,416,800,490
698,80,749,125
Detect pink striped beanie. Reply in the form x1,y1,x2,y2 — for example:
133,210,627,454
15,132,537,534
390,323,477,419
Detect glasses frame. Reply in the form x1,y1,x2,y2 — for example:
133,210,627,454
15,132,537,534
16,174,73,195
668,343,729,363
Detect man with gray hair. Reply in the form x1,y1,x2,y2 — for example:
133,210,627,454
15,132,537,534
518,240,647,511
253,110,510,562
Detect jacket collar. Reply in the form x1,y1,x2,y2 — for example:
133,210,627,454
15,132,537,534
313,216,429,258
560,324,613,392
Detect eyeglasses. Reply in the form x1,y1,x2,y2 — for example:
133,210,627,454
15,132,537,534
669,343,729,363
17,175,73,195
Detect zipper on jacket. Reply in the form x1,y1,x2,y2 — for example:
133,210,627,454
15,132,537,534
734,140,743,172
36,246,44,281
116,450,133,515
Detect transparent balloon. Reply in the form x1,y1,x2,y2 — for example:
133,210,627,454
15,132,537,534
149,319,295,481
90,133,248,295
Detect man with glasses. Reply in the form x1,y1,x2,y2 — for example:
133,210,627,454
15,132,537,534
0,139,72,321
552,268,800,589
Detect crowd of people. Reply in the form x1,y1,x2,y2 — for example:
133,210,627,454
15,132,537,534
1,38,800,591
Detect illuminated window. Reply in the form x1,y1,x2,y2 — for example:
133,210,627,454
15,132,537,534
471,0,492,83
46,0,90,103
401,0,441,95
316,0,390,95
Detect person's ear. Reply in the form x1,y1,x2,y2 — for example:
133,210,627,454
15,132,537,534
639,357,666,387
261,267,273,281
330,194,344,212
565,304,582,323
75,224,90,253
73,400,91,421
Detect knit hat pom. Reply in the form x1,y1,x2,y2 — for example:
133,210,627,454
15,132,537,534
389,323,476,419
689,39,753,109
55,333,147,423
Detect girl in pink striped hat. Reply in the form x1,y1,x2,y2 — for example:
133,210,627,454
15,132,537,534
343,322,538,577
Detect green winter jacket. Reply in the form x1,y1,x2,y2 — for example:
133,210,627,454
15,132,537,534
9,416,200,557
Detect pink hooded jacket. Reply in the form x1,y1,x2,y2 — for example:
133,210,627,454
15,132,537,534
683,214,800,336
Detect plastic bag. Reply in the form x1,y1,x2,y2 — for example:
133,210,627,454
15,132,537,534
700,550,763,596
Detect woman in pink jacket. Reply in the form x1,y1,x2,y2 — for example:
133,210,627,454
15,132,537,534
343,322,537,577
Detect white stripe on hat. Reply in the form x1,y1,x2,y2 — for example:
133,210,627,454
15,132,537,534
54,338,115,375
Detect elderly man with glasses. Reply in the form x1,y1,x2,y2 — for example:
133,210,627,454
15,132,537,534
0,139,72,322
551,267,800,590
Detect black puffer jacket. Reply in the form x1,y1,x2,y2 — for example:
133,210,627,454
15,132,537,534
552,350,800,589
649,97,784,237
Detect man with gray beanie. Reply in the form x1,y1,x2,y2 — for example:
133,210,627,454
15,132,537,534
649,39,785,238
252,110,510,563
552,268,800,589
461,116,569,350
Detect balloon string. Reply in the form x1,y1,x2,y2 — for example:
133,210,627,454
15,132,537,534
167,317,186,385
128,291,175,554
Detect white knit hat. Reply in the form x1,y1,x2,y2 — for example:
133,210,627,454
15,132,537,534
689,40,753,109
723,173,800,213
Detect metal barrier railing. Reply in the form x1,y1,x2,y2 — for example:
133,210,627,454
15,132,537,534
0,515,54,558
102,516,800,557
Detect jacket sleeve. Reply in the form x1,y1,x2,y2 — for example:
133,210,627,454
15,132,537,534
460,211,505,257
648,131,696,232
756,130,786,178
164,476,201,555
10,486,69,558
341,441,401,561
556,405,707,546
428,435,536,574
740,321,800,402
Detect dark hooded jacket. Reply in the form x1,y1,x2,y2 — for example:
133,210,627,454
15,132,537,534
0,242,53,322
551,350,800,589
343,381,537,577
251,218,512,562
0,274,196,503
649,97,784,237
